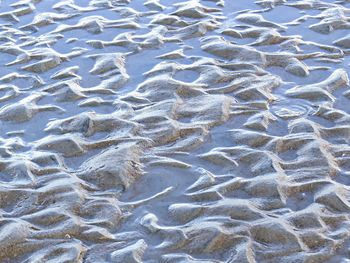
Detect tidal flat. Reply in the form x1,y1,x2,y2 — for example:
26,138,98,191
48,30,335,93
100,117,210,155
0,0,350,262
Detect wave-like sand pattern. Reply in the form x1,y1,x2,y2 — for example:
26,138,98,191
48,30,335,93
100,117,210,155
0,0,350,262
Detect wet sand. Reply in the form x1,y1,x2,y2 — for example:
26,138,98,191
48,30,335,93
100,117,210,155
0,0,350,262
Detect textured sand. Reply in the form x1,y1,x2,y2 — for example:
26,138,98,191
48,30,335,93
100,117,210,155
0,0,350,262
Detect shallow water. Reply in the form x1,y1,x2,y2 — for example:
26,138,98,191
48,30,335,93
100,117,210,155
1,0,350,262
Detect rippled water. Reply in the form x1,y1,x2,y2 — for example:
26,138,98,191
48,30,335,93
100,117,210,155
1,0,350,262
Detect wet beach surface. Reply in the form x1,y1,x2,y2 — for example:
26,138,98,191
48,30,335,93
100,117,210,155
1,0,350,262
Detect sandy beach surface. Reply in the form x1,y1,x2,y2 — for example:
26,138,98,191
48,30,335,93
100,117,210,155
0,0,350,262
